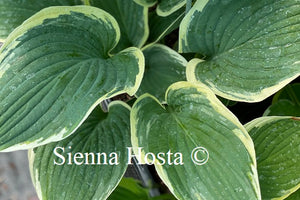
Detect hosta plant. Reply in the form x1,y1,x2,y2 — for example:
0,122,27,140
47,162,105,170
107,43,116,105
0,0,299,200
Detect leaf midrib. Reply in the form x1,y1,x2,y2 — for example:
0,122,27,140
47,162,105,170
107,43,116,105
167,106,199,148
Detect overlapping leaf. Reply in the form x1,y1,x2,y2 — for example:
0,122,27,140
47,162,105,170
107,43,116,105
134,0,186,16
131,81,260,200
246,117,300,200
136,44,186,102
29,102,131,200
89,0,148,53
0,0,83,41
180,0,300,102
0,6,144,151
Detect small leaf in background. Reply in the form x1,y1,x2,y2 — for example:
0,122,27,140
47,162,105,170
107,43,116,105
0,0,83,41
131,81,260,200
218,96,237,107
108,178,150,200
148,6,185,44
272,83,300,104
89,0,148,53
264,83,300,116
246,117,300,200
0,6,144,151
285,189,300,200
134,0,186,16
264,100,300,117
109,177,177,200
180,0,300,102
108,178,176,200
29,102,131,200
136,44,186,102
151,194,177,200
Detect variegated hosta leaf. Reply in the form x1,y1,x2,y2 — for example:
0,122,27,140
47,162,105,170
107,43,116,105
246,117,300,200
29,102,131,200
156,0,186,16
0,0,83,41
134,0,186,16
136,44,186,102
134,0,156,7
131,81,260,200
89,0,148,53
148,7,185,43
180,0,300,102
0,6,144,152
